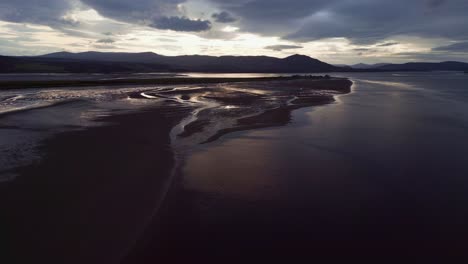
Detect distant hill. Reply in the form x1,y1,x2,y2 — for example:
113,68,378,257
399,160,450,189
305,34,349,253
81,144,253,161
352,63,390,69
40,51,166,64
375,61,468,71
38,52,342,73
0,55,170,73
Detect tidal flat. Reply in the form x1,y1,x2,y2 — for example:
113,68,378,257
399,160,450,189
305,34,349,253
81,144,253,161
1,76,351,263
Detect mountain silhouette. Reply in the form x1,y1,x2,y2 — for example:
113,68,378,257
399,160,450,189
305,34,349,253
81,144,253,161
1,52,468,73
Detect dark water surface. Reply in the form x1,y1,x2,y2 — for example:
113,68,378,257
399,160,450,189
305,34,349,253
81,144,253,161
146,72,468,261
3,72,468,262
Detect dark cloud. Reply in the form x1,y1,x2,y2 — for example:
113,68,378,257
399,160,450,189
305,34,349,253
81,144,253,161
150,17,211,32
212,11,237,23
80,0,185,22
265,44,303,51
433,42,468,52
1,0,466,44
0,0,73,25
427,0,447,8
210,0,468,44
0,0,212,35
210,0,334,36
80,0,213,32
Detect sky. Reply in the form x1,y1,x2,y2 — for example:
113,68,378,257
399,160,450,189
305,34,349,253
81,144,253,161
0,0,467,64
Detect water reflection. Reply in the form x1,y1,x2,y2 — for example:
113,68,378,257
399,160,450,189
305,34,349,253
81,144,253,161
177,72,468,253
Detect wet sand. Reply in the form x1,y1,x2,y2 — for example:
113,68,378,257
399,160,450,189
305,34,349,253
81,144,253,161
2,77,352,263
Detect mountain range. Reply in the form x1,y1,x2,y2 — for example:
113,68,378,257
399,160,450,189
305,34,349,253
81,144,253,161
1,52,468,73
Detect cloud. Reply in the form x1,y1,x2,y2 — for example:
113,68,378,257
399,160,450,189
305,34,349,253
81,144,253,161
81,0,211,32
353,48,371,52
157,37,178,42
93,44,117,49
79,0,184,22
2,0,467,44
393,51,468,62
378,42,399,47
197,28,239,40
433,42,468,52
210,0,468,44
0,36,60,56
427,0,447,8
79,0,214,32
96,38,115,44
212,11,237,23
150,16,211,32
0,0,74,25
264,44,303,51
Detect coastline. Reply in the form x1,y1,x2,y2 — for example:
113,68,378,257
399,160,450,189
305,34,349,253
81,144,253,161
2,77,352,263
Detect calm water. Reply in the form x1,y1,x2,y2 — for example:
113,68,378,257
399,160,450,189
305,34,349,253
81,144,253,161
164,72,468,256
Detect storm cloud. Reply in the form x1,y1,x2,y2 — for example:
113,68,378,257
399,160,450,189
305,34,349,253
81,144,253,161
212,11,237,23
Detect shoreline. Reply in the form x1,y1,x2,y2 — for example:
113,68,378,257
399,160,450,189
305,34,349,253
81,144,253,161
2,77,352,263
0,75,327,90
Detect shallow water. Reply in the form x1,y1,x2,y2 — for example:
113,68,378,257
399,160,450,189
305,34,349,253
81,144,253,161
185,72,468,192
0,77,343,180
